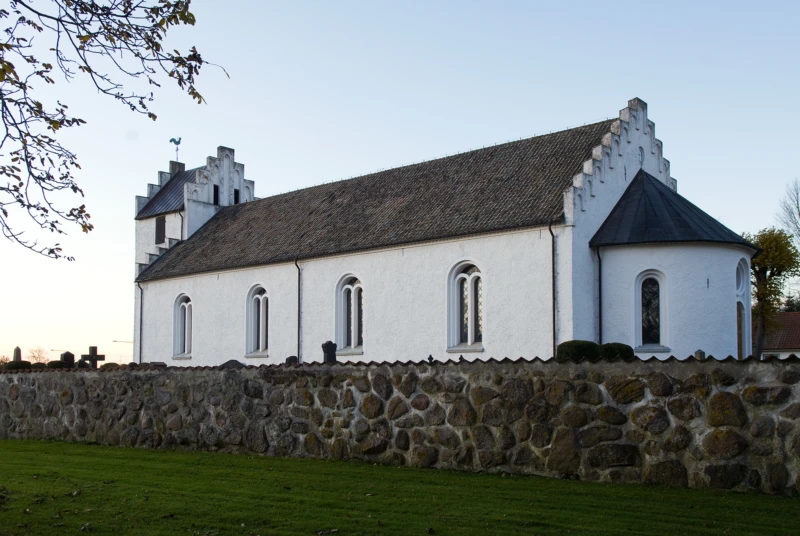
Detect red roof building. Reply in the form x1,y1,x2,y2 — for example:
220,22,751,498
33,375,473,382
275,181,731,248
762,312,800,359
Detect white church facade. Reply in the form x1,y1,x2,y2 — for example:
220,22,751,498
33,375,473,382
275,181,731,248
133,98,757,366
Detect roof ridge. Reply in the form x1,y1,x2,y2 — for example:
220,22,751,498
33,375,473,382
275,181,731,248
245,119,616,206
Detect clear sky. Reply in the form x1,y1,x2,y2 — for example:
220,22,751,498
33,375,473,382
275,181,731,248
1,0,798,363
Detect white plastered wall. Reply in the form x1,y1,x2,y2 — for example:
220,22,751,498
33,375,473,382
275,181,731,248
562,98,675,344
137,263,299,366
134,213,183,268
135,228,556,366
601,243,753,359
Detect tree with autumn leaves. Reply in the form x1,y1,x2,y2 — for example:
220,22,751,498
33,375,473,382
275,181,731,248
745,228,800,358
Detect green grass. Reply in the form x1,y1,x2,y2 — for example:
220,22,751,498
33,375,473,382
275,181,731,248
0,440,797,535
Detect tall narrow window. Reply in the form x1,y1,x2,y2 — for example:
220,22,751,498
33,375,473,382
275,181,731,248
736,259,750,360
474,277,483,343
459,278,469,343
641,277,660,345
356,287,364,347
345,288,353,348
213,184,220,206
336,276,363,354
246,286,268,355
155,215,166,244
174,295,192,357
737,302,745,360
449,263,483,349
234,188,240,204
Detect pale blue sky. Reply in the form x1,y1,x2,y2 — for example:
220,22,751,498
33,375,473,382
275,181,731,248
1,0,798,362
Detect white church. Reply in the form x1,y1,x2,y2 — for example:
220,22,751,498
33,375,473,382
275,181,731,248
133,98,757,366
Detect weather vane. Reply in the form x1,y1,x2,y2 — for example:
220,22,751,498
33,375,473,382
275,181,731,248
169,137,182,161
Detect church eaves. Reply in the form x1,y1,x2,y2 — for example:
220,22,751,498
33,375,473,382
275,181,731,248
589,169,756,251
136,120,614,282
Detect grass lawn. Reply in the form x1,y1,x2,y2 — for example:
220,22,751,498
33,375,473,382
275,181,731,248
0,440,797,535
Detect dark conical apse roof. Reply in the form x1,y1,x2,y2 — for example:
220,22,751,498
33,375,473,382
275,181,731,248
589,169,756,252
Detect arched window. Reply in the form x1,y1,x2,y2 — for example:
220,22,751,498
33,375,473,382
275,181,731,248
174,294,192,357
246,286,268,355
336,276,363,354
635,270,667,351
641,277,660,345
448,262,483,351
736,259,747,296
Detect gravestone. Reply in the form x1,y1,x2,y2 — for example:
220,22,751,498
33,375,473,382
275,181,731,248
322,341,337,364
60,351,75,367
12,347,21,362
285,356,299,365
79,346,105,369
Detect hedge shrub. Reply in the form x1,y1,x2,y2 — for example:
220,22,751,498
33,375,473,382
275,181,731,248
100,363,120,371
31,362,46,369
46,361,67,369
556,340,601,363
4,361,32,371
601,342,635,362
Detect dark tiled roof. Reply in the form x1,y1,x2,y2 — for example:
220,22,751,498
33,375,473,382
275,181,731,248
137,120,614,282
763,312,800,351
136,168,199,220
589,169,756,251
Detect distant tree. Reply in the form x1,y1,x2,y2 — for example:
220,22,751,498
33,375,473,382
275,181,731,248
1,0,221,260
26,346,47,363
0,355,9,365
782,294,800,312
744,228,800,357
778,178,800,242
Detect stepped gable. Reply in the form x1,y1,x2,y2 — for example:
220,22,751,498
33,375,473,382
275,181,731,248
136,167,200,219
590,169,757,250
137,119,614,282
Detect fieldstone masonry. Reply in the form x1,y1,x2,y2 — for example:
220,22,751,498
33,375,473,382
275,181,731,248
1,358,799,494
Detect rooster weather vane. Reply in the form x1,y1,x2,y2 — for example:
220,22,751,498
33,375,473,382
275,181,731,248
169,137,182,161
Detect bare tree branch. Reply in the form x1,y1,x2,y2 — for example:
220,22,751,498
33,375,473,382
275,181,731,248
778,178,800,243
26,345,47,363
0,0,223,259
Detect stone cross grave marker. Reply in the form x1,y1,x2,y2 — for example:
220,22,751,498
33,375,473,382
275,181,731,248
80,346,105,369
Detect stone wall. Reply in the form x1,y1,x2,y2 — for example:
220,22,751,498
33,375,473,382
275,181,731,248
1,358,799,494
